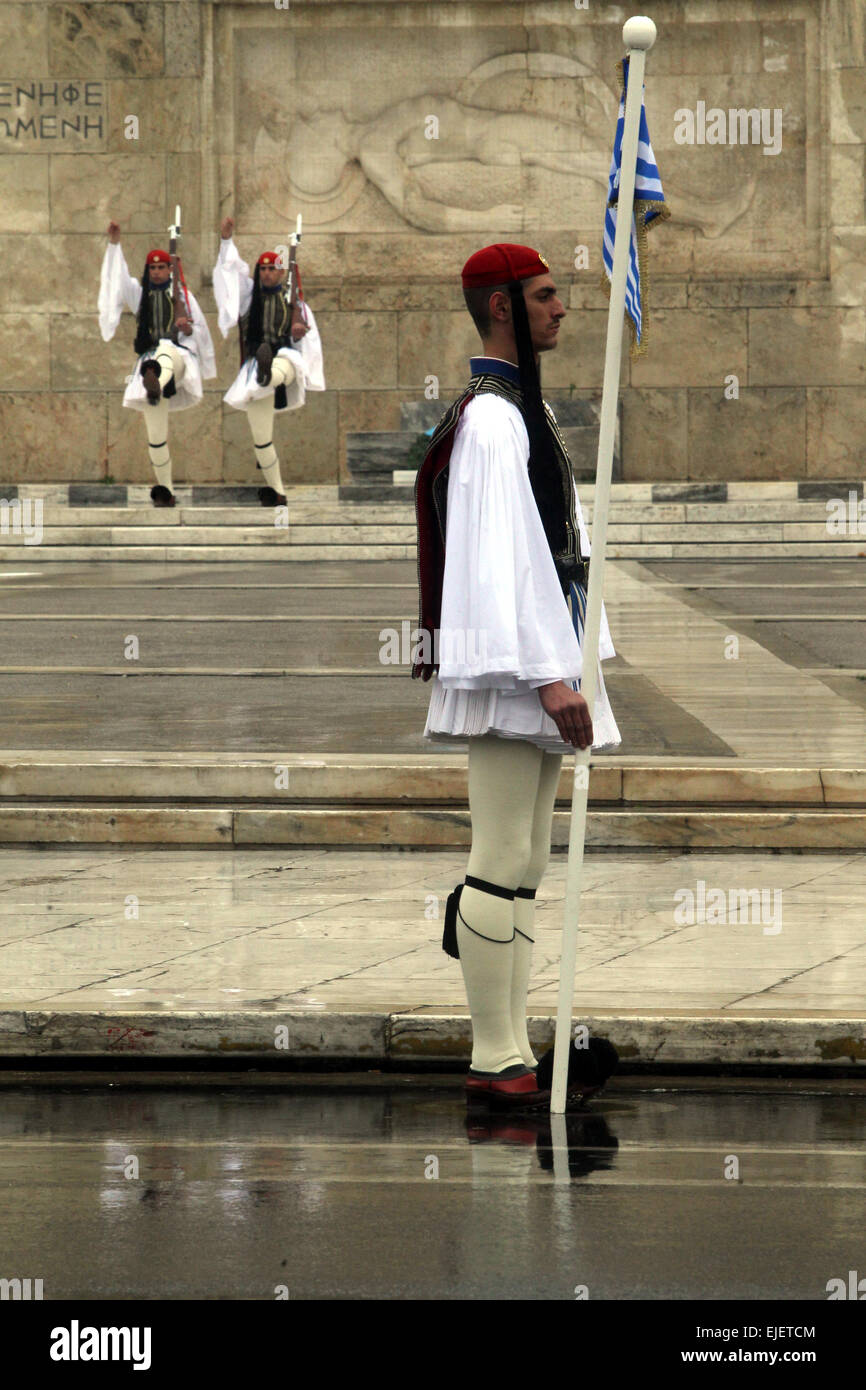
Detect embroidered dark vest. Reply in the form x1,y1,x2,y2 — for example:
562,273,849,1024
241,289,292,356
141,287,174,350
412,372,587,681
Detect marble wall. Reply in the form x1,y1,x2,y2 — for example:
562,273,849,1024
0,0,862,484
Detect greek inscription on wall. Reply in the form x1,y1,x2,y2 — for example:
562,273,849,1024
0,81,104,142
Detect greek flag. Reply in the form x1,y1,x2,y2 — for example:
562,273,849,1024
602,56,670,357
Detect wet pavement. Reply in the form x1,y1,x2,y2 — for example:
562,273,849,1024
0,1074,863,1300
2,844,865,1015
0,556,863,758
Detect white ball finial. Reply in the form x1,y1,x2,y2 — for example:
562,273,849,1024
623,16,657,51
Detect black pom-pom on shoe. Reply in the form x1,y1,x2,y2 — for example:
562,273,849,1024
141,361,161,403
534,1036,619,1102
255,342,273,386
258,486,286,507
150,484,176,508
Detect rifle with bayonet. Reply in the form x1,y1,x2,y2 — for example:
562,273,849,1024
284,214,302,338
167,203,192,344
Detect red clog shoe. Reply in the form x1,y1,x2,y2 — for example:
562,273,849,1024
465,1064,550,1109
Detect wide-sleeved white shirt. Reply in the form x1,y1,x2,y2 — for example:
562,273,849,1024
436,392,615,692
97,242,216,379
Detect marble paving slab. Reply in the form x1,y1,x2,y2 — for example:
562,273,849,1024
0,846,862,1066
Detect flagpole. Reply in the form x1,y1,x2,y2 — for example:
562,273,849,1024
550,14,657,1115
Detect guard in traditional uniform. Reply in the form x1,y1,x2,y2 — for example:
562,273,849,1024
98,220,216,507
213,216,325,507
414,243,621,1109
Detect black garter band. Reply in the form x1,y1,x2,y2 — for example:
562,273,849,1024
442,877,537,958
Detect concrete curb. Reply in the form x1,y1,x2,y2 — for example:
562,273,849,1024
2,1009,864,1068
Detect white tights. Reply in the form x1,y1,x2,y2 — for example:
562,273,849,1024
142,343,187,492
246,356,295,495
457,733,563,1073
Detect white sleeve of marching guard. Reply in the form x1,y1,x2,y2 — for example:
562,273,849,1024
436,394,585,691
213,236,254,337
98,242,142,341
180,290,217,379
293,301,325,391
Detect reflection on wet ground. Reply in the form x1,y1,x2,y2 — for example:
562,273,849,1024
1,1074,863,1299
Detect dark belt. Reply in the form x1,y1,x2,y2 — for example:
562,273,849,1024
554,554,588,593
246,335,293,355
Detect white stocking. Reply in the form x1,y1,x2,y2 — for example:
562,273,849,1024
458,735,545,1073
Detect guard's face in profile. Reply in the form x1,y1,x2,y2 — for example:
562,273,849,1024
522,274,566,354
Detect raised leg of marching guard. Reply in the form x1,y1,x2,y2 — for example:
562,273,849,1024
414,242,623,1111
98,220,217,507
213,215,326,509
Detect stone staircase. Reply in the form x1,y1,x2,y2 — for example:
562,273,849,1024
0,753,863,849
0,480,864,562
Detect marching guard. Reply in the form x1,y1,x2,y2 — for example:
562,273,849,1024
98,215,216,507
414,243,621,1109
213,215,325,507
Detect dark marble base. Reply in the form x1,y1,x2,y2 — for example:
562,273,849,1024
338,484,416,504
190,486,264,505
68,484,129,506
651,483,728,502
798,481,863,500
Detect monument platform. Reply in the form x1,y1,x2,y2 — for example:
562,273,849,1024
0,507,863,1068
0,843,863,1069
0,533,863,848
1,482,864,561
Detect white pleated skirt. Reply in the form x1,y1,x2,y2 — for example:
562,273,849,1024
423,658,621,753
424,581,622,754
122,339,202,413
223,347,307,413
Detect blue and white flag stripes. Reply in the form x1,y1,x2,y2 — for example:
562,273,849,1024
602,56,670,357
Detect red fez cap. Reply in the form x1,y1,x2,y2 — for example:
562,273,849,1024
257,251,282,267
146,249,171,265
462,243,550,288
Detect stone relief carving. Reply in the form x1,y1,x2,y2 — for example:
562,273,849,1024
243,52,756,239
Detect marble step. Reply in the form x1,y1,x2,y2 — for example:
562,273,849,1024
2,511,855,544
0,524,421,546
1,541,863,562
0,544,417,562
0,759,863,848
0,801,862,848
0,501,849,525
2,520,854,544
1,755,863,805
2,478,862,506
